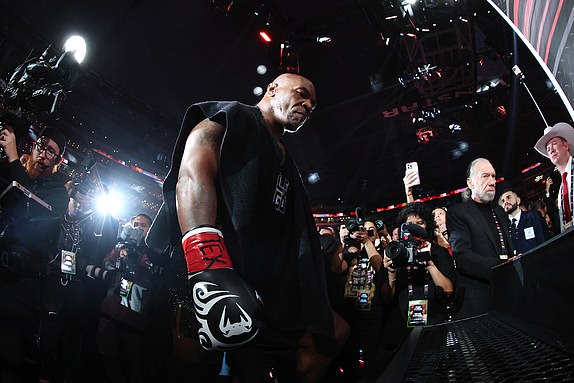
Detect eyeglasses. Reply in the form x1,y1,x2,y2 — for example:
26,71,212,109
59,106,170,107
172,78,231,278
35,141,60,159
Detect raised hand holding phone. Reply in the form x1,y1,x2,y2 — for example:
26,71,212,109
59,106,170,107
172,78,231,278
403,162,420,203
405,162,420,186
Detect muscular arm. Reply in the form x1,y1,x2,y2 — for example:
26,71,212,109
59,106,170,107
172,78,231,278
176,118,224,235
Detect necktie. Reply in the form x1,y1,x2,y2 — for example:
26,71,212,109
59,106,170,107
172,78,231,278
510,218,517,241
562,172,572,223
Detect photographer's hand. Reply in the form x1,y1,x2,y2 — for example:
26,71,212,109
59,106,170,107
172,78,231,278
425,259,453,297
352,229,369,244
339,225,350,244
403,171,418,203
434,224,450,249
0,126,19,162
383,254,397,296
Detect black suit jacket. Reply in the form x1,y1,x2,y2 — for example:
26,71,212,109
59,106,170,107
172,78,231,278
447,200,514,319
510,210,548,255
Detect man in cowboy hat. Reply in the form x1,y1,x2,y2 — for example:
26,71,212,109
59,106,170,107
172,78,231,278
534,122,574,232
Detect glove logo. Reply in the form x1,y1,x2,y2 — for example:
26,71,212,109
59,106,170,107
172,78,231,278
219,304,252,337
192,280,258,350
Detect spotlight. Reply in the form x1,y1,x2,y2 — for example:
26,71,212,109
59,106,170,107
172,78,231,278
316,36,332,43
256,65,267,75
253,86,263,96
307,172,320,184
259,31,272,42
64,35,87,64
451,140,469,159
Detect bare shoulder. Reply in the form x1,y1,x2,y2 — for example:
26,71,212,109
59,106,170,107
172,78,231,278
188,118,225,149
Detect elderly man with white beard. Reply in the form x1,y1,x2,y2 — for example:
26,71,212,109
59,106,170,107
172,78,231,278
447,158,514,319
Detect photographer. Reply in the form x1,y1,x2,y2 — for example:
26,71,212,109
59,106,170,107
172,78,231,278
383,203,455,328
98,214,170,383
40,185,118,383
0,126,69,382
338,215,387,381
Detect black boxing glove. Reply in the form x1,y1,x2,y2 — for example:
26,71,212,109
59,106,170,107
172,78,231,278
182,226,261,351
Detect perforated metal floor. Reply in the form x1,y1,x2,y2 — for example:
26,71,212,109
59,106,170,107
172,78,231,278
400,315,574,382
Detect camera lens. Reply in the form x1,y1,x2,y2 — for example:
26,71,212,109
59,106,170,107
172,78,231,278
385,241,409,269
345,218,359,232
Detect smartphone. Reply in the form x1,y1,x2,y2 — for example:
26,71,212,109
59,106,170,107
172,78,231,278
405,162,421,186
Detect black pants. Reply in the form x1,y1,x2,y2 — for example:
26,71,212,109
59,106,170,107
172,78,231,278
0,274,43,383
97,317,147,383
227,328,304,383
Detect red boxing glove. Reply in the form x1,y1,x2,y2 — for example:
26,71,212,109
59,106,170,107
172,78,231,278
182,226,233,275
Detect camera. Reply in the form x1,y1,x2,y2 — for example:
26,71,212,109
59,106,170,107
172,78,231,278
85,264,113,282
118,223,146,247
385,222,431,269
2,46,80,121
345,207,365,233
69,153,98,199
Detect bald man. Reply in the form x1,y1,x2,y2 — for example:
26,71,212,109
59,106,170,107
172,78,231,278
147,73,348,382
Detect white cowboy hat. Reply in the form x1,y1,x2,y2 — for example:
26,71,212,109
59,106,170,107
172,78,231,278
534,122,574,158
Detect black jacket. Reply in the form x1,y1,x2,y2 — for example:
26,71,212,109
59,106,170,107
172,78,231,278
447,200,514,319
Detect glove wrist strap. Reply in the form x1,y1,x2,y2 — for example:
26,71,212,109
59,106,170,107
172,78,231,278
182,226,233,274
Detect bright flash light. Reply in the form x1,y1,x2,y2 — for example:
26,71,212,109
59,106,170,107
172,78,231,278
97,189,123,217
64,35,86,64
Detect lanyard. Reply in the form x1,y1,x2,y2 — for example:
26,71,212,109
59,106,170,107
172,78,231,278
62,216,82,253
407,265,429,300
491,207,508,257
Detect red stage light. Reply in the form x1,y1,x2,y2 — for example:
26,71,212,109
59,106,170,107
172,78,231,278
259,31,272,42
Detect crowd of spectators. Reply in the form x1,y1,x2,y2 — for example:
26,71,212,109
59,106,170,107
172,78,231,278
0,117,571,382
